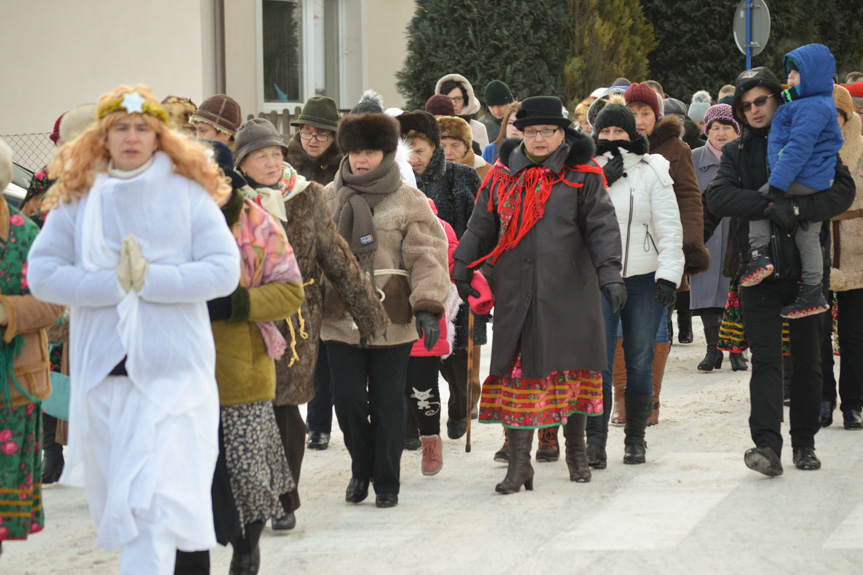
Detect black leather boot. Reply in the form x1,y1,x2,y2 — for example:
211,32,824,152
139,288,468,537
562,414,591,483
697,326,723,372
623,393,654,464
230,521,265,575
729,352,748,371
495,428,534,494
585,391,611,469
676,292,693,344
42,413,65,484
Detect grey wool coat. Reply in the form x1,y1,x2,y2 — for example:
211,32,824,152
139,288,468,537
689,145,731,310
452,131,624,379
272,180,389,405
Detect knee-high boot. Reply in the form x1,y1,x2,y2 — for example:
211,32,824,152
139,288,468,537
42,413,65,484
623,392,654,464
562,414,591,483
648,342,671,426
586,389,611,469
230,521,265,575
495,428,535,494
610,339,626,425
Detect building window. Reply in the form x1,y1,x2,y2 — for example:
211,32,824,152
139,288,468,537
262,0,303,103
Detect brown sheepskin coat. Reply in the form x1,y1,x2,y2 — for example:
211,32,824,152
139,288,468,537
830,112,863,292
286,132,344,186
272,181,389,406
648,115,711,281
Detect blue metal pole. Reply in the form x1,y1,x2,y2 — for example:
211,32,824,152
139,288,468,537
746,0,753,69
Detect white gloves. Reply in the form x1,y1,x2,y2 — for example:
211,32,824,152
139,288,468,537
116,234,148,292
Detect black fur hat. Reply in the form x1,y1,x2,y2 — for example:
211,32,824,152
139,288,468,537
396,111,441,147
337,113,400,154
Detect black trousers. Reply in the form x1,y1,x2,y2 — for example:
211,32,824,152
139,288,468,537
306,341,334,433
328,343,411,495
405,356,442,436
741,279,823,455
274,404,305,515
825,288,863,412
440,349,469,420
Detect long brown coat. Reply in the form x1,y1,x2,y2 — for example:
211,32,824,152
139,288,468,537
273,181,389,406
830,111,863,292
452,131,623,379
648,115,711,279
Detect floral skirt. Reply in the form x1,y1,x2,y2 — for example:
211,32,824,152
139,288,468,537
718,277,790,355
478,350,603,429
0,402,44,541
221,401,294,529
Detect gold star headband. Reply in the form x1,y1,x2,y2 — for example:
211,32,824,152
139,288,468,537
96,91,169,124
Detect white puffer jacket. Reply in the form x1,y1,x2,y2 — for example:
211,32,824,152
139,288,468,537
594,137,684,286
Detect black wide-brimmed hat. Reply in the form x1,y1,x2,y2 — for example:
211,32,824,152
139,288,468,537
512,96,571,130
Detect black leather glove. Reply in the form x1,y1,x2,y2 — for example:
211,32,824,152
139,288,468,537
602,154,625,187
655,279,677,307
455,279,480,305
601,283,627,314
207,295,232,321
763,196,799,233
415,311,440,351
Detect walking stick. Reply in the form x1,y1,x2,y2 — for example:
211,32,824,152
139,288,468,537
466,308,474,453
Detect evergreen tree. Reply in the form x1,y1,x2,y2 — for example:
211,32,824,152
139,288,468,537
564,0,656,107
396,0,568,111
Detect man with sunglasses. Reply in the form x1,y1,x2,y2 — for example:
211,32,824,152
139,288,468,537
706,67,855,476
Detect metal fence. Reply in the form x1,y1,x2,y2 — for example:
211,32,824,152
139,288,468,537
0,133,55,173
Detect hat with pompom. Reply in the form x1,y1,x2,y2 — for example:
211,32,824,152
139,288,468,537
688,90,712,123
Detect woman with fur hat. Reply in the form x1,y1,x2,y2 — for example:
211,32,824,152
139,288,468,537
286,96,343,186
322,112,449,508
232,118,389,527
590,97,684,466
0,139,64,554
690,104,747,374
398,111,486,441
439,115,491,180
824,84,863,429
435,73,490,150
26,84,241,574
451,96,625,493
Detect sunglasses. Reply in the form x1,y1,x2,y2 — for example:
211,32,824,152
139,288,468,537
740,93,775,113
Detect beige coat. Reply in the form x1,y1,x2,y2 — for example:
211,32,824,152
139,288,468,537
830,112,863,292
321,181,450,347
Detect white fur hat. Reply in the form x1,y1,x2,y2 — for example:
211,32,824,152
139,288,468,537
59,104,98,144
0,138,13,192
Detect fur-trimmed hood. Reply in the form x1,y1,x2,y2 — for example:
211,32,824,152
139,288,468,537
497,128,596,173
435,73,481,116
648,115,683,150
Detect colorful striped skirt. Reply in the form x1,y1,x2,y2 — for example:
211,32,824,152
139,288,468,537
0,402,44,541
478,349,603,429
719,277,791,355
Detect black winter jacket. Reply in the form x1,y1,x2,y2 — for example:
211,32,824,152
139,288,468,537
705,127,855,281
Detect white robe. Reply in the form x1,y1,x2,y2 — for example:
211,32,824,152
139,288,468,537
27,152,241,551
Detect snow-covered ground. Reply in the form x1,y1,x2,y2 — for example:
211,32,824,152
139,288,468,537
4,324,862,574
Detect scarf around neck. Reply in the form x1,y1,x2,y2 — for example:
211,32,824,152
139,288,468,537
332,151,402,274
243,163,309,222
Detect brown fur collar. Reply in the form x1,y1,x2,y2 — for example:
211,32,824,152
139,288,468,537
287,132,343,180
648,115,683,151
498,129,596,169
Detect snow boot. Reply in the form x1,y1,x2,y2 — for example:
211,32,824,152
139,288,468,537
420,434,443,476
623,393,654,465
535,426,560,462
780,284,829,319
495,428,534,494
562,414,591,483
493,428,509,463
649,342,670,426
697,326,723,372
610,339,626,425
586,390,611,469
740,245,774,287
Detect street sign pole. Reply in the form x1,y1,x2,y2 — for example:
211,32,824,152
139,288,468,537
745,0,752,69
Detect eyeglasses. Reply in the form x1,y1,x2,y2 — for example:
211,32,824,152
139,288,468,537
740,94,774,113
522,128,560,139
448,96,464,104
300,130,332,142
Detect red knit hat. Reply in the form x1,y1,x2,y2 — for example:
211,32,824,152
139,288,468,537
49,112,65,144
624,82,662,120
844,82,863,98
425,94,455,117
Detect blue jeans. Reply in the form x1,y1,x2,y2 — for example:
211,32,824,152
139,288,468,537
602,272,666,397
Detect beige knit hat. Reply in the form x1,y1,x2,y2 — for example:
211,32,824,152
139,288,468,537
438,116,473,151
190,94,242,136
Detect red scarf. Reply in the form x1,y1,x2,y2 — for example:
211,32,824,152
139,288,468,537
471,160,605,267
